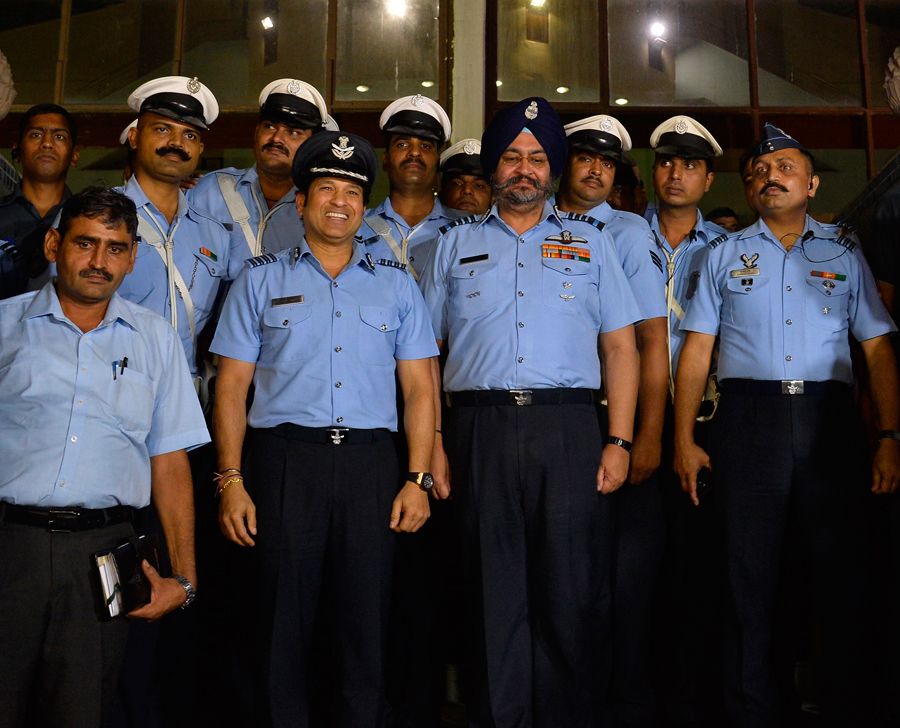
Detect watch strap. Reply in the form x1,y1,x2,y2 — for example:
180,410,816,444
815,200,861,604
173,574,197,610
877,430,900,442
605,435,633,452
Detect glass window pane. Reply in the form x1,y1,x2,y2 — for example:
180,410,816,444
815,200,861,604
335,0,441,103
756,0,861,107
866,0,899,108
496,0,599,103
0,1,61,105
608,0,748,107
65,0,177,105
183,0,328,108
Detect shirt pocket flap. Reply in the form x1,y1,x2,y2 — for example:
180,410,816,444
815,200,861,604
263,302,312,329
541,256,589,276
359,305,400,333
726,274,767,294
804,276,849,297
450,260,496,279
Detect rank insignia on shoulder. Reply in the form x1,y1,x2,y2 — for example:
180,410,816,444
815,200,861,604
833,235,857,251
438,215,479,235
377,258,407,271
271,294,304,306
198,246,218,261
0,240,20,260
708,233,729,249
246,252,279,268
559,211,605,232
542,242,590,263
649,250,663,274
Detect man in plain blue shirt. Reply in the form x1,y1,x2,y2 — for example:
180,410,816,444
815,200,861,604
0,187,209,727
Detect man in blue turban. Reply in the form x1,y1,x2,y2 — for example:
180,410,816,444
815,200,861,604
421,97,640,726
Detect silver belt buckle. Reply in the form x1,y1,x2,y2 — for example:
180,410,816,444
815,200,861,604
47,508,81,533
326,427,349,444
781,380,804,395
510,389,533,406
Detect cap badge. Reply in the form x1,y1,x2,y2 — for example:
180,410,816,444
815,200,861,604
287,79,302,95
740,253,759,269
411,94,425,107
599,118,613,132
463,140,478,155
524,101,539,120
186,77,201,94
332,135,355,160
674,119,688,134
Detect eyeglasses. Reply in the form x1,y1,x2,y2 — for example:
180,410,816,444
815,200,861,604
499,152,549,168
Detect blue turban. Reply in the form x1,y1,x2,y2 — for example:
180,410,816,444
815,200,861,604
480,97,568,179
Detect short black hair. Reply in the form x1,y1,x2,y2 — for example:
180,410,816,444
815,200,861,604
18,103,78,145
707,206,738,220
57,186,138,241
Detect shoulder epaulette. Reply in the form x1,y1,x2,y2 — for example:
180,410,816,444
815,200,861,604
707,233,729,249
376,258,407,271
246,252,279,268
438,215,479,235
833,235,857,252
358,233,382,246
0,240,20,260
559,211,605,232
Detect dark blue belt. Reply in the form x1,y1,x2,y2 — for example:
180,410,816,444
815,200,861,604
719,379,848,396
268,423,391,445
446,388,601,407
0,502,134,532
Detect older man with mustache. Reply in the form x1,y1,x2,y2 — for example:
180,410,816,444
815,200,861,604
421,97,641,727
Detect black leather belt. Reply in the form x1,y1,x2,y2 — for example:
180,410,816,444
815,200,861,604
719,379,848,396
269,423,391,445
446,388,601,407
0,502,134,533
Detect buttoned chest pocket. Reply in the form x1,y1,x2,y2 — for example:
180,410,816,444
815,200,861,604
261,303,314,362
189,252,225,298
358,306,401,367
723,275,769,326
449,261,498,318
804,276,850,332
193,251,224,279
541,257,593,314
108,368,155,439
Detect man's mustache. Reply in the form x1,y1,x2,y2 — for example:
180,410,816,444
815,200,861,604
762,182,788,194
155,146,191,162
262,142,289,155
494,175,540,191
80,268,113,282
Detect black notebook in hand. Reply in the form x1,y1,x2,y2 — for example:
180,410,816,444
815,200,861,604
93,534,159,618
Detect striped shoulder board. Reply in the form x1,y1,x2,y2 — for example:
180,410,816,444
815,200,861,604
438,215,479,236
833,230,857,251
707,233,729,249
376,258,407,271
246,252,279,268
559,211,605,232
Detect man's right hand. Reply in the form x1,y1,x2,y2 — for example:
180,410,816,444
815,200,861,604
674,441,712,506
218,482,257,546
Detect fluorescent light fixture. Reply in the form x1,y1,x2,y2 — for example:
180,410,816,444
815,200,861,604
421,80,435,88
356,85,370,93
614,97,629,106
649,21,665,38
260,16,274,29
386,0,407,17
556,86,569,94
530,0,546,7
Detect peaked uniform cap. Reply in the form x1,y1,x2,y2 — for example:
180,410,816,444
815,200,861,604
128,75,219,130
564,114,632,160
650,115,722,159
258,78,329,130
440,138,485,177
291,131,378,202
379,95,451,144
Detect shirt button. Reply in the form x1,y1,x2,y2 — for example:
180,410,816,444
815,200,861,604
518,238,524,244
332,281,338,288
380,324,388,331
517,262,524,268
786,319,792,325
336,416,344,423
70,435,78,443
518,321,525,328
282,319,289,326
335,311,342,317
77,399,84,405
785,355,793,362
786,285,792,292
59,479,66,486
335,381,342,388
517,356,524,363
335,346,342,352
517,291,524,297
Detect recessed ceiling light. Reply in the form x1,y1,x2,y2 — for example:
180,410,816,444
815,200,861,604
356,85,370,93
530,0,546,7
614,97,629,106
556,86,569,94
496,80,503,87
386,0,407,18
260,16,274,29
421,80,435,88
649,21,665,37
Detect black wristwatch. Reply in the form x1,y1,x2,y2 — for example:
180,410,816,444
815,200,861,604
605,435,633,452
173,574,197,610
877,430,900,442
407,471,434,492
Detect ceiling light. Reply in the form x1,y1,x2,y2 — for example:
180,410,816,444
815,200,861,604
496,80,503,87
260,16,274,29
421,80,435,88
530,0,546,7
614,97,629,106
386,0,407,17
649,21,665,38
356,85,370,93
556,86,569,94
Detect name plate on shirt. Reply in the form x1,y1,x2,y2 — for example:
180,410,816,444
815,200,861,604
271,295,304,306
729,268,760,278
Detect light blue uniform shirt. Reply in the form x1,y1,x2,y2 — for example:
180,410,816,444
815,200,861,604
648,210,726,373
0,284,210,508
116,176,232,375
583,200,666,321
361,196,461,282
420,201,641,392
186,166,304,279
210,240,438,431
681,215,896,384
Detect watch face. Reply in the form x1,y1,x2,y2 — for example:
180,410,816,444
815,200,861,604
421,473,434,490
